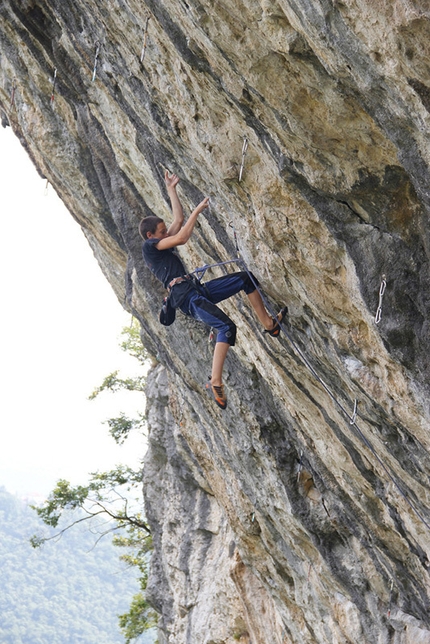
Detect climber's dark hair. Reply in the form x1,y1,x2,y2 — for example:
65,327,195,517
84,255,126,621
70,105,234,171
139,216,164,240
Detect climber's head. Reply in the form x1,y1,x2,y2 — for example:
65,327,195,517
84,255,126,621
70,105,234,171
139,216,166,240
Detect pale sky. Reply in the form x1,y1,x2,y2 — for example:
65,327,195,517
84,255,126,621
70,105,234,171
0,125,146,500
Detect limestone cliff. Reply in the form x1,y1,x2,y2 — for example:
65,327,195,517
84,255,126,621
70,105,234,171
1,1,430,642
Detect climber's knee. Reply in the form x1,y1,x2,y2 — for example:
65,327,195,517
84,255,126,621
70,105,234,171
217,321,237,346
241,270,259,295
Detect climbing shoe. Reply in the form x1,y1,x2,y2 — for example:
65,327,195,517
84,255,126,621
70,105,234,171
205,380,227,409
264,306,288,337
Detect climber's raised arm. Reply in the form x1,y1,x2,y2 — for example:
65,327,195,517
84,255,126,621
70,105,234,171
164,170,184,237
153,196,210,250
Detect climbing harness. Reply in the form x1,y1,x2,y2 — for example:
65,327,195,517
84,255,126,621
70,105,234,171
92,42,101,82
50,68,57,104
238,136,249,182
375,274,386,324
140,16,150,63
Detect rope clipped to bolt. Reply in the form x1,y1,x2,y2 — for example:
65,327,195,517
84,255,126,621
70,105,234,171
225,223,430,531
375,274,386,324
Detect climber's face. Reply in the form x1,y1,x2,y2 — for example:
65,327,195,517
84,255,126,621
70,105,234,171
148,221,168,240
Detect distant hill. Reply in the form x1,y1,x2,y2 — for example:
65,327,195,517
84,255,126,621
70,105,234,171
0,486,155,644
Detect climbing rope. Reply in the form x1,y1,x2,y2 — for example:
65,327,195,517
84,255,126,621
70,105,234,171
92,42,101,82
216,223,430,531
171,204,427,530
190,258,242,282
375,274,386,324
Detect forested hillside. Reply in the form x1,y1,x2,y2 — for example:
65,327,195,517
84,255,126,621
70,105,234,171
0,486,154,644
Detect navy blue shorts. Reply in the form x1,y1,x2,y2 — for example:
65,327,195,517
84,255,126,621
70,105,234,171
179,271,257,346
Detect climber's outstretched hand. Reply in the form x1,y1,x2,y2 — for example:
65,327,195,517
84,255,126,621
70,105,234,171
194,196,210,215
165,169,180,190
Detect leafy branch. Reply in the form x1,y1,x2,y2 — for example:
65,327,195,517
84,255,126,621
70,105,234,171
88,371,146,399
115,527,158,642
88,319,148,444
30,468,150,548
30,319,158,641
105,412,147,445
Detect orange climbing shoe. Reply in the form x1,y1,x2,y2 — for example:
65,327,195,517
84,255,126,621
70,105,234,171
264,306,288,337
205,380,227,409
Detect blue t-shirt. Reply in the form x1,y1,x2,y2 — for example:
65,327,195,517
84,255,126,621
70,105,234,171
142,238,187,289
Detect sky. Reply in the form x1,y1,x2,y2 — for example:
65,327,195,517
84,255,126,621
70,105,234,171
0,125,146,500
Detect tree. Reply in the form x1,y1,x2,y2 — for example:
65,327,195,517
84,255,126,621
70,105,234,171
88,319,148,445
115,527,158,643
30,467,150,545
31,319,158,642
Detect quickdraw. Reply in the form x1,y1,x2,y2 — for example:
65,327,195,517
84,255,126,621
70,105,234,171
375,274,386,324
349,399,358,425
238,136,249,182
92,42,101,82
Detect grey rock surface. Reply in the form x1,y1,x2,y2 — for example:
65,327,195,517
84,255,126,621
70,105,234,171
1,1,430,642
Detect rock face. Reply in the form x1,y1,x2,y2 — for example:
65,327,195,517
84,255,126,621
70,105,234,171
1,1,430,642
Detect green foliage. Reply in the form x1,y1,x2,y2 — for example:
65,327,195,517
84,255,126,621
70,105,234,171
30,468,157,642
119,592,158,644
88,320,148,444
90,465,143,489
31,479,90,528
89,320,148,402
89,371,146,400
105,412,146,445
119,318,149,365
30,467,149,547
30,320,158,643
0,486,141,644
113,525,153,566
114,528,158,643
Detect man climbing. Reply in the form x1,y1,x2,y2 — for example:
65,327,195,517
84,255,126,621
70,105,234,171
139,170,287,410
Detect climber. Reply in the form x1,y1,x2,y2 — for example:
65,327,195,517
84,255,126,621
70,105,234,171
139,170,287,410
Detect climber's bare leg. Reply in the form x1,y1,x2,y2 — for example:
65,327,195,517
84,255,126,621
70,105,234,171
211,342,230,387
247,289,277,331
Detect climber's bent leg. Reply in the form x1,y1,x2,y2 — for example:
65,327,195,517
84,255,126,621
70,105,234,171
185,295,237,347
203,271,256,303
204,271,284,333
